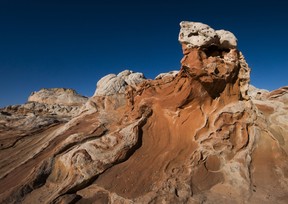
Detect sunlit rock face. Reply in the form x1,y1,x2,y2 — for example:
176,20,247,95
0,21,288,204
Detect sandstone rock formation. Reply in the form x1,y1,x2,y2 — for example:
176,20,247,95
0,21,287,204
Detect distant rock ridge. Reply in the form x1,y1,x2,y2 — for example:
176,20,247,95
0,21,287,204
28,88,88,106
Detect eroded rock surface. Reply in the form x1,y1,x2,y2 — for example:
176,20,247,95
0,21,287,204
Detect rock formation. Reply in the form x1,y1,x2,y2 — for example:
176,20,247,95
0,21,287,204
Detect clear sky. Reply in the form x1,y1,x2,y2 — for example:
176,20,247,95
0,0,287,107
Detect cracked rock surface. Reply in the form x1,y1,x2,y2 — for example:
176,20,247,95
0,21,288,204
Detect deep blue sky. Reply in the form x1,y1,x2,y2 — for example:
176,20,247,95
0,0,287,107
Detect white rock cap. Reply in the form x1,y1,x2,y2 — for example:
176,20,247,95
179,21,237,49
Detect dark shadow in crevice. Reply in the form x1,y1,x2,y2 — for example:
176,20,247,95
52,194,82,204
203,45,230,58
201,78,227,99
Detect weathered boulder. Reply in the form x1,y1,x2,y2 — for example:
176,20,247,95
216,29,237,49
155,70,179,81
93,70,145,96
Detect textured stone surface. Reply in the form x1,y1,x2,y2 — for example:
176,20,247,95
249,85,269,100
0,22,287,204
179,21,218,48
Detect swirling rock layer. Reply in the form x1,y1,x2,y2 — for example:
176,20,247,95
0,22,288,204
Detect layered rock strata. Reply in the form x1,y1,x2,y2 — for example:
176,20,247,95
0,22,287,204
